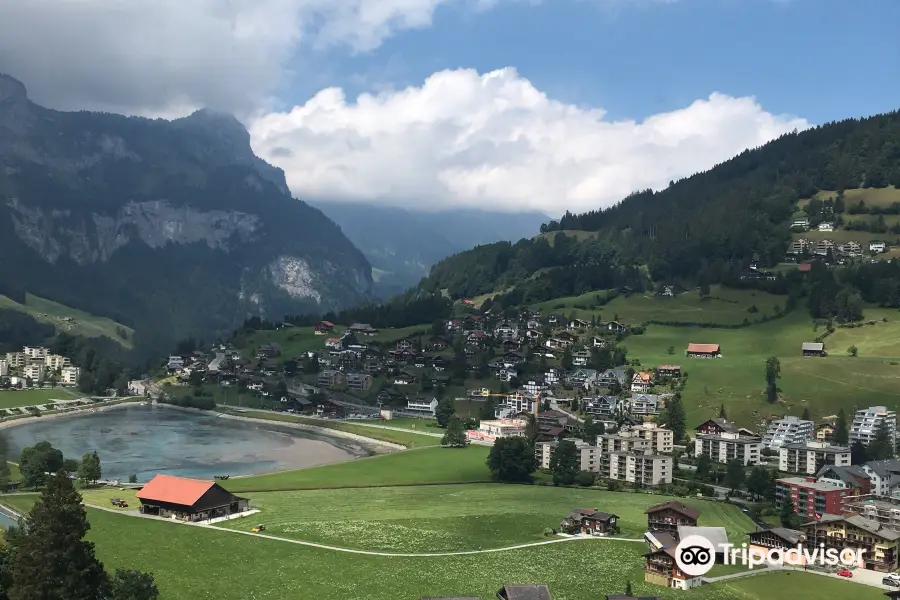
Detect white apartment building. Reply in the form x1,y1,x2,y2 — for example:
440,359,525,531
535,439,600,472
44,354,71,370
779,441,851,475
23,364,45,382
23,346,48,360
599,424,674,455
466,419,527,443
60,366,81,387
607,450,672,486
762,416,815,450
5,353,25,368
694,431,762,465
0,359,7,377
850,406,897,447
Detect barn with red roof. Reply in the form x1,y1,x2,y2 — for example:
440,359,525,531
136,474,249,521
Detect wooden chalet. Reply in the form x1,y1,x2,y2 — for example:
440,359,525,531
136,474,249,522
646,501,700,536
313,320,335,335
749,528,806,565
560,508,619,535
685,343,720,358
656,365,681,377
802,342,826,357
643,547,704,590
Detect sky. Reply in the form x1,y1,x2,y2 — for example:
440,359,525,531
0,0,898,217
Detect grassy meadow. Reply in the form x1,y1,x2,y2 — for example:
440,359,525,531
0,388,82,409
223,445,492,493
219,483,756,552
625,307,900,427
0,293,133,347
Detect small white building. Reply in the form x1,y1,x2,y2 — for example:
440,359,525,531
23,364,45,382
406,397,438,417
0,359,7,377
23,346,49,360
817,222,834,232
44,354,71,370
871,241,887,253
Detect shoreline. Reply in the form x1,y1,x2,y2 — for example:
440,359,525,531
0,398,141,431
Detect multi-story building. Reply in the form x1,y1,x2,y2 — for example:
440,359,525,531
535,439,600,472
644,547,704,590
628,394,660,416
23,364,45,382
406,396,438,417
23,346,48,360
5,352,25,368
763,416,814,450
803,514,900,572
776,476,850,519
607,450,672,486
851,406,897,447
862,459,900,497
779,441,851,475
645,500,700,536
60,366,81,387
346,372,373,391
602,423,673,454
597,433,651,455
816,465,871,495
694,430,762,465
44,354,71,371
0,359,7,377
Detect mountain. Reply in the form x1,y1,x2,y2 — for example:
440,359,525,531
415,110,900,305
312,201,549,296
0,73,373,357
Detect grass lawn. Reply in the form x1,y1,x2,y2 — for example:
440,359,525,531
0,493,864,600
624,307,900,427
219,484,756,552
347,416,442,433
532,285,786,326
800,186,900,209
223,445,492,493
0,388,81,409
224,410,439,448
0,293,133,348
79,488,139,510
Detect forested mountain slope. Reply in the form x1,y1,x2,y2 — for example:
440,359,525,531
417,110,900,302
0,73,373,358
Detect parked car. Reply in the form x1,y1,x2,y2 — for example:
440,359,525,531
836,569,853,578
883,573,900,587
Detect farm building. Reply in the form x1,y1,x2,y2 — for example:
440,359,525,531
136,474,249,522
685,343,721,358
802,342,826,357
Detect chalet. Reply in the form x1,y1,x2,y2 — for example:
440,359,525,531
393,372,416,386
685,343,720,358
643,547,703,590
818,222,835,232
788,238,811,255
871,241,888,253
791,217,810,230
814,239,835,256
325,337,342,349
803,514,900,572
630,371,652,393
694,418,750,436
749,528,807,565
525,319,542,330
166,356,184,372
545,337,573,350
571,348,591,367
396,338,418,352
136,474,249,521
525,329,542,341
659,285,674,297
494,321,519,341
591,336,607,348
801,342,826,357
317,370,346,388
313,320,335,335
567,318,590,331
583,395,619,417
348,323,379,336
347,373,373,391
646,501,700,536
427,336,448,351
446,319,463,334
604,321,627,333
256,342,282,358
547,314,561,326
467,330,488,344
567,368,598,389
597,368,628,389
503,351,527,367
656,365,681,378
629,394,660,416
544,367,565,385
560,508,619,535
407,395,439,417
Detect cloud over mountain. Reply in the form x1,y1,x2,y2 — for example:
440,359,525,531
251,68,810,215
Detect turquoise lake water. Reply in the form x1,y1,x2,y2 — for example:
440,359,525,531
5,404,371,481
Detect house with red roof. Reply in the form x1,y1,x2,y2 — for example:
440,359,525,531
685,343,721,358
136,474,249,522
314,320,335,335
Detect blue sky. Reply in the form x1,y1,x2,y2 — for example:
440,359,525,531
291,0,900,125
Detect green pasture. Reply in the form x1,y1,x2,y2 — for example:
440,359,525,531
0,388,81,409
0,293,133,347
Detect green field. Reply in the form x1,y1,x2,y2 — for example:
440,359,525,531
800,186,900,209
625,307,900,427
0,490,869,600
533,285,786,326
0,293,133,347
346,416,441,432
219,484,756,552
0,388,81,409
224,410,440,449
223,445,492,493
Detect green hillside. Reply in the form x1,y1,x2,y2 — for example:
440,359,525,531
0,293,133,348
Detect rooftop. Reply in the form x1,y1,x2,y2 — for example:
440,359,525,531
777,477,846,492
135,474,217,506
686,343,720,353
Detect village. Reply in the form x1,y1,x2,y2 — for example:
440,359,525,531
0,345,82,390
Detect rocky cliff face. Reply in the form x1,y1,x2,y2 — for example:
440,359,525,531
0,73,373,352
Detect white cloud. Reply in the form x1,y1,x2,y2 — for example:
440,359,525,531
0,0,479,116
249,67,810,216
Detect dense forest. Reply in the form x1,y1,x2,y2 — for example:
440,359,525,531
418,110,900,300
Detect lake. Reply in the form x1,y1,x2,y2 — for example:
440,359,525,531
5,404,373,481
